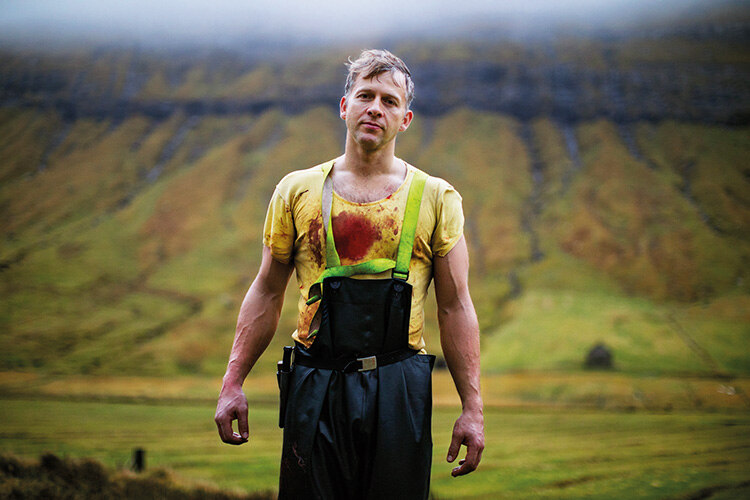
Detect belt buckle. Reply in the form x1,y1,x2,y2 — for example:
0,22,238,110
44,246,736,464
357,355,377,372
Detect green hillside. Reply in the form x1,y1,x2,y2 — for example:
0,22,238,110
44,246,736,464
1,14,750,380
1,98,748,377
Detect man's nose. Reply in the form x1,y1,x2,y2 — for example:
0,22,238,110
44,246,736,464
367,99,383,116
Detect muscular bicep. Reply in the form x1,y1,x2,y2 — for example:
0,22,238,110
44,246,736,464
433,235,471,311
253,245,294,298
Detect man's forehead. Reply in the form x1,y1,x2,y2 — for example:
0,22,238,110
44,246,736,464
352,71,407,97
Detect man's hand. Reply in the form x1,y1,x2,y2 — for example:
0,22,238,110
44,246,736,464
215,384,250,445
447,408,485,477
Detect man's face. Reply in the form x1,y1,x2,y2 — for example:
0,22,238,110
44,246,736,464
340,71,413,151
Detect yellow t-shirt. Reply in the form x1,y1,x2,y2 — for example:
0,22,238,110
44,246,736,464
263,159,464,351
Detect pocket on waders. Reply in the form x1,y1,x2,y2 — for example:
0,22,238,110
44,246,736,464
323,277,411,356
324,278,390,355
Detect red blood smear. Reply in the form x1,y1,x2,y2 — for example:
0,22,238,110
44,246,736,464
385,217,399,236
332,211,381,261
307,216,323,266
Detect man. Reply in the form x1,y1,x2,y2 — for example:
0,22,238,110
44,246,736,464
215,49,484,499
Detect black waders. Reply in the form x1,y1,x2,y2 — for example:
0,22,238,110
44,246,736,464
278,162,435,500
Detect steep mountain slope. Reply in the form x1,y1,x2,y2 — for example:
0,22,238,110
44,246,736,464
1,26,749,378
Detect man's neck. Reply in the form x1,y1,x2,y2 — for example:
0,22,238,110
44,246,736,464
339,135,400,177
331,137,407,203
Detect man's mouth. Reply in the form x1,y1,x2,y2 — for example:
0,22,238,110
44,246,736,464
362,121,382,130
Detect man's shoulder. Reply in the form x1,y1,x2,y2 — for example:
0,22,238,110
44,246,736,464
274,160,334,202
407,163,461,202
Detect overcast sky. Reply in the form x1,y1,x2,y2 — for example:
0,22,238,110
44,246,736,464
0,0,720,46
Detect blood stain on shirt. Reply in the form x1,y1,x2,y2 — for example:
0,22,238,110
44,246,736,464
384,216,399,236
307,216,323,266
332,211,381,261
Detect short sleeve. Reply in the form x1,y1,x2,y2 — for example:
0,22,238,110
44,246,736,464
262,188,296,264
431,185,464,257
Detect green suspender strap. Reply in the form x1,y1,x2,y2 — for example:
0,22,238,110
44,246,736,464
306,161,428,305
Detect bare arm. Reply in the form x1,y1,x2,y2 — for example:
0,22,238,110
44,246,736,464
215,245,293,445
433,235,485,476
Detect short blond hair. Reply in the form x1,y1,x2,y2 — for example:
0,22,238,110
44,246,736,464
344,49,414,109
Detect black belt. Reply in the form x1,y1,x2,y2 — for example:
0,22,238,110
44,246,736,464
294,347,418,373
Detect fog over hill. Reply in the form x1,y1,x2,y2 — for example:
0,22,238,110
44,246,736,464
0,0,748,125
1,0,738,46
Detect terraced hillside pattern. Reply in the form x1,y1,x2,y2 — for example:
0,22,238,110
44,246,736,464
1,30,749,380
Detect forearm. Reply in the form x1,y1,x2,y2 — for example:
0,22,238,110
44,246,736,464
222,283,285,387
221,246,293,388
438,294,483,412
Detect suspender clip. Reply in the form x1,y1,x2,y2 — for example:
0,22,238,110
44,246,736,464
392,270,409,281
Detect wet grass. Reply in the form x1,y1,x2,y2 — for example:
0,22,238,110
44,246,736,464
1,370,749,499
1,395,749,499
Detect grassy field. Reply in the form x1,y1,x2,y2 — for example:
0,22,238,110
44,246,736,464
1,372,749,499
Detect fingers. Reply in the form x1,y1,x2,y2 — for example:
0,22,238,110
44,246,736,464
447,414,485,477
215,387,249,445
215,415,231,443
446,422,462,463
450,442,483,477
238,408,250,441
215,409,249,445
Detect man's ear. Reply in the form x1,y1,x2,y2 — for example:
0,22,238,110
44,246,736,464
399,109,414,132
339,96,348,120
